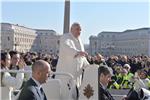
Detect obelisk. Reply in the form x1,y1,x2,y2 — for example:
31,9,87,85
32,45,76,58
63,0,70,34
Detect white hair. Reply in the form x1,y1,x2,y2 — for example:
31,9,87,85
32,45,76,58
71,22,80,29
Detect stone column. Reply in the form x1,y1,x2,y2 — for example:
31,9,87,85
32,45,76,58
63,0,70,34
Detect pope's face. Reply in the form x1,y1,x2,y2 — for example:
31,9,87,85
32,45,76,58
71,25,81,38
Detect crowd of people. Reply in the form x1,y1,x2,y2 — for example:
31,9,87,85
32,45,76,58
87,53,150,91
1,50,150,99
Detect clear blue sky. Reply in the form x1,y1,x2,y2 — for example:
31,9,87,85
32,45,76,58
1,0,150,44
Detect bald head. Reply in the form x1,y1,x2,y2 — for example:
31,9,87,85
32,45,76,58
32,60,47,72
32,60,51,84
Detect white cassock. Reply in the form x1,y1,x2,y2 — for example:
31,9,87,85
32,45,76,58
56,33,89,100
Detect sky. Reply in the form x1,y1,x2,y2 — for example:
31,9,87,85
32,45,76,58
1,0,150,44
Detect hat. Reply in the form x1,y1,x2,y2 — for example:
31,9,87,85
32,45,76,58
123,64,131,69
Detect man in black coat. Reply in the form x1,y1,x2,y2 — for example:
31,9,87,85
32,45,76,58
18,60,51,100
98,66,115,100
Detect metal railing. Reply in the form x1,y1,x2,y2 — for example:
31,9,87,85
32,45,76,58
0,69,75,86
0,69,74,80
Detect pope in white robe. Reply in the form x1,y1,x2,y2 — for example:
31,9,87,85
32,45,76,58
56,22,89,100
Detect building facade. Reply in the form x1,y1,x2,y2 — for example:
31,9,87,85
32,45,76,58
89,28,150,56
1,23,61,54
35,29,61,54
1,23,37,52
